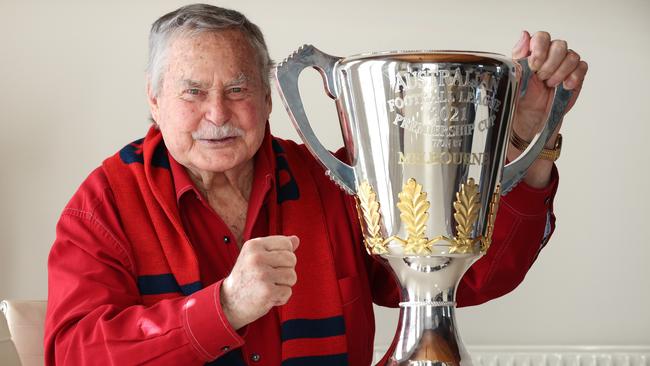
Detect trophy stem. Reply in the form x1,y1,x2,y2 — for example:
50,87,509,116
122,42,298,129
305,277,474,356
387,303,471,366
382,254,477,366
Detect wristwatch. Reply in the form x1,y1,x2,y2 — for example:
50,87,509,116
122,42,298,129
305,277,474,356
510,131,562,161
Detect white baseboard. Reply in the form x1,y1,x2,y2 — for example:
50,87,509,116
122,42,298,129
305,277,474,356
373,346,650,366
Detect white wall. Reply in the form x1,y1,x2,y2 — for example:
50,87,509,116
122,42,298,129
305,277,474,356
1,0,648,348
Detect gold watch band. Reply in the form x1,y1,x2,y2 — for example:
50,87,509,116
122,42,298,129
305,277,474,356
510,131,562,161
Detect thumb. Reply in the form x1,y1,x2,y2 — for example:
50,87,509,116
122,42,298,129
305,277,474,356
512,30,531,60
289,235,300,251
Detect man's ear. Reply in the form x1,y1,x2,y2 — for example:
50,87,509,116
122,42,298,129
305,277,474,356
265,88,272,116
146,81,160,123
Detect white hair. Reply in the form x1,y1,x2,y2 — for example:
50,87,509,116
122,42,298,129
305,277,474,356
146,4,273,97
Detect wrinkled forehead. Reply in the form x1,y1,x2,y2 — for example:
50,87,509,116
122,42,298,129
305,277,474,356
165,30,261,83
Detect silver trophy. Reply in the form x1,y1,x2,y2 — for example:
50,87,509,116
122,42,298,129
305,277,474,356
275,45,570,366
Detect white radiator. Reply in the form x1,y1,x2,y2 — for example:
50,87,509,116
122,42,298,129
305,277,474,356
373,346,650,366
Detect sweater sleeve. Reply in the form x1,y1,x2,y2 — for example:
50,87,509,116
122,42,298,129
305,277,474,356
44,169,244,365
456,166,559,306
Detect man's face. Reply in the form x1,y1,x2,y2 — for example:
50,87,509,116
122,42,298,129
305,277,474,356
148,30,271,175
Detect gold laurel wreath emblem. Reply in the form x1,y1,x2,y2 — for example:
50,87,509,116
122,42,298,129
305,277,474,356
480,184,501,252
450,178,481,254
395,179,433,254
356,178,488,255
356,181,388,254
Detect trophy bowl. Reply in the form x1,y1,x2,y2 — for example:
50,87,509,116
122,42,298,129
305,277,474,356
275,45,570,366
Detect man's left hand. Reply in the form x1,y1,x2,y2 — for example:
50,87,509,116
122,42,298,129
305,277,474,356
509,30,589,187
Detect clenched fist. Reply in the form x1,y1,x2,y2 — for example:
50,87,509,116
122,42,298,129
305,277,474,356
220,235,299,330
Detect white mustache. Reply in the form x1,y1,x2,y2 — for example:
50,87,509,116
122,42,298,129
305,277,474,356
192,124,244,140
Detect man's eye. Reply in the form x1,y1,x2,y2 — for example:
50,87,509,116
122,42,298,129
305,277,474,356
184,88,202,96
228,87,243,94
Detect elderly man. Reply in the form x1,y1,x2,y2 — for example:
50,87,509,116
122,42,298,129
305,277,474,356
45,4,587,366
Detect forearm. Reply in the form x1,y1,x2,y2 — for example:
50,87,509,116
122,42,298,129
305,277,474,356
457,167,559,306
47,297,204,365
45,214,243,365
507,124,561,188
47,264,242,365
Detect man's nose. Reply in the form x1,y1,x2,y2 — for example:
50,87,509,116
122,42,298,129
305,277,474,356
204,94,232,125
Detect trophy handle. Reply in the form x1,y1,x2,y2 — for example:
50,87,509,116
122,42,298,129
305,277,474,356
501,58,572,194
274,45,357,194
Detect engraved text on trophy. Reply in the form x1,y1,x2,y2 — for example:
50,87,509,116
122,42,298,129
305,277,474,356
387,67,502,164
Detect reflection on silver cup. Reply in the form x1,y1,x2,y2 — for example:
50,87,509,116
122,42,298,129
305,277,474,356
275,45,570,366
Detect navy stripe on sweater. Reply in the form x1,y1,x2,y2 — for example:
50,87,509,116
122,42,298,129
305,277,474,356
119,138,170,169
280,316,346,341
137,274,201,296
205,349,246,366
281,353,348,366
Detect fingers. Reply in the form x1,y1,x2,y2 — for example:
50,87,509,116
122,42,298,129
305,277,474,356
242,236,299,268
545,49,580,87
536,40,567,81
529,31,551,71
240,239,296,268
288,235,300,251
511,30,531,59
564,60,588,90
266,250,297,268
526,31,588,90
271,267,297,287
245,235,299,252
